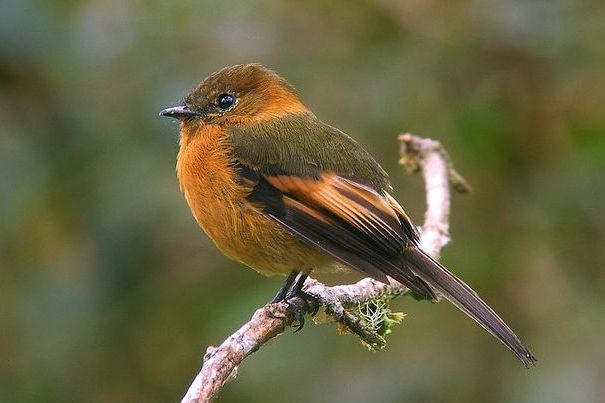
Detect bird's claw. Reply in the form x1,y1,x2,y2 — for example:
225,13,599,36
283,290,320,332
286,299,306,332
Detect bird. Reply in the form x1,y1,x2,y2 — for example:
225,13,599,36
160,63,536,366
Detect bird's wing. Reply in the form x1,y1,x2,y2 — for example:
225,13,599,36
230,117,537,365
236,163,436,299
228,112,391,191
236,162,538,365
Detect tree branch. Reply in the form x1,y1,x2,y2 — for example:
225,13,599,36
181,134,469,402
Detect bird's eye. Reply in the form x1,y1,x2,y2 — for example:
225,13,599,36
216,93,235,110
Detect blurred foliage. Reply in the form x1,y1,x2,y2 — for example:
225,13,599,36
1,0,605,402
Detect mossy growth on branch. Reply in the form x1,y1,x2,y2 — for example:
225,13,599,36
355,298,406,351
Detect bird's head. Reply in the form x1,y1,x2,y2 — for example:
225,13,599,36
160,63,309,127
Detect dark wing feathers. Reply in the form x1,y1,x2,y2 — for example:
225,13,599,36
229,114,536,365
235,162,436,299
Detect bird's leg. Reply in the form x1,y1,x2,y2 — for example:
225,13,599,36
283,273,320,332
271,271,299,303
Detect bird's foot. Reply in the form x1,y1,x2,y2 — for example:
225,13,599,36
283,289,320,332
270,272,320,331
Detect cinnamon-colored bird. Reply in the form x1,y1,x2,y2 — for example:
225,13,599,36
160,63,536,365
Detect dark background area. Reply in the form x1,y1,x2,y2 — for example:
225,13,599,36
1,1,604,402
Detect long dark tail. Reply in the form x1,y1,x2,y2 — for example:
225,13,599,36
403,248,537,366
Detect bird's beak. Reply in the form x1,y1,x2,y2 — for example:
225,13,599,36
159,104,202,119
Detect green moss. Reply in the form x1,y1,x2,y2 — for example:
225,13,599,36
355,298,406,351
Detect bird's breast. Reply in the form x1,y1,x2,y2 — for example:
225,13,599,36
176,124,243,225
175,124,330,276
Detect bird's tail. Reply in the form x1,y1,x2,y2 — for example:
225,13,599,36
403,248,537,366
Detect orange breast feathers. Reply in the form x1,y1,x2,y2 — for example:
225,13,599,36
176,123,241,226
175,123,331,276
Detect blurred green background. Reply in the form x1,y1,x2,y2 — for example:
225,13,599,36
2,1,604,402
